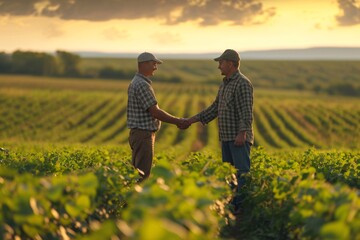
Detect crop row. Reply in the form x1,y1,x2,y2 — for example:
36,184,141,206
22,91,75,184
0,144,358,239
1,88,359,150
0,144,233,239
236,147,359,239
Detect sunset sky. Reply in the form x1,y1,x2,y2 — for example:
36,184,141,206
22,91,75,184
1,0,360,54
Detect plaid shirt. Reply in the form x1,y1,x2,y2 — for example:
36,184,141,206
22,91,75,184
127,73,160,131
198,71,254,144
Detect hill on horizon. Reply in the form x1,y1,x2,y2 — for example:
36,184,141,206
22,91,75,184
76,47,360,60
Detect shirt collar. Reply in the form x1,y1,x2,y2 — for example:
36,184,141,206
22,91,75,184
223,70,240,84
136,72,152,84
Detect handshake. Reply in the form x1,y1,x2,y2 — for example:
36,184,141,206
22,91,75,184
175,117,197,130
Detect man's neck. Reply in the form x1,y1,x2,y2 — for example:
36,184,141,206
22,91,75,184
138,71,150,78
226,69,238,79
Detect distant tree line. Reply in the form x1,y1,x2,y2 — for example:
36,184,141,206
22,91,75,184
0,50,131,79
0,50,183,83
324,83,360,97
0,50,81,77
1,50,359,96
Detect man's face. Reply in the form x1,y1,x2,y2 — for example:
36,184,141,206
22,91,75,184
218,60,232,76
143,61,158,77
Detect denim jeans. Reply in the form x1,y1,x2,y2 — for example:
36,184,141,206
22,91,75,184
221,141,251,197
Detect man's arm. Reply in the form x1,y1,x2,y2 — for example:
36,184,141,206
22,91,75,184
187,115,200,124
148,104,189,129
235,80,253,145
186,92,220,126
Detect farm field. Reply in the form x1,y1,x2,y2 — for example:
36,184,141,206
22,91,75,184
80,58,360,87
0,74,359,150
0,71,359,239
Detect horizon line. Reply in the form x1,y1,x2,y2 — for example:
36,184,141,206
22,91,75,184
2,46,360,55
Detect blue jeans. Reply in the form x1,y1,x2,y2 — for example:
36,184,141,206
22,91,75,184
222,141,251,193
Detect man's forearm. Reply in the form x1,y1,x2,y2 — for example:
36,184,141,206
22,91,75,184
188,115,200,124
148,105,190,129
152,108,179,124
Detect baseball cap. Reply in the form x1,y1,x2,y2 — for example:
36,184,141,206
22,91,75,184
137,52,163,64
214,49,240,62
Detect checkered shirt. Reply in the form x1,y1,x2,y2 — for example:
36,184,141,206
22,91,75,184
127,73,160,131
198,71,254,144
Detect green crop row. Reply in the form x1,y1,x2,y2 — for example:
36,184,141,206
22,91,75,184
0,145,235,239
236,147,359,239
0,144,358,239
1,86,359,150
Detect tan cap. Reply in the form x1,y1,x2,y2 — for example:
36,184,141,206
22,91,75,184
214,49,240,62
137,52,163,64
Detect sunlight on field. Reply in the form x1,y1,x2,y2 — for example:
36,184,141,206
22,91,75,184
0,74,359,151
0,68,359,239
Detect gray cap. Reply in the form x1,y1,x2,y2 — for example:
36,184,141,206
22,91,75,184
137,52,163,64
214,49,240,62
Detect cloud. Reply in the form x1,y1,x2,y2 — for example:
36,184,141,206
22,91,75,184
102,27,128,41
43,23,64,38
151,31,182,45
0,0,275,26
0,0,39,15
170,0,276,26
336,0,360,26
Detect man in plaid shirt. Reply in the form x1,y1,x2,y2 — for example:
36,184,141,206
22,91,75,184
187,49,254,214
127,52,189,181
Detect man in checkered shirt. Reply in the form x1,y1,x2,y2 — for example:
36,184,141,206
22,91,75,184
127,52,189,181
187,49,254,214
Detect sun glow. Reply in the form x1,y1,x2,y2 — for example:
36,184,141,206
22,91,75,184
0,0,359,53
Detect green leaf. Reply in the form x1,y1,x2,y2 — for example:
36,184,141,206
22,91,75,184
77,221,118,240
320,221,349,240
335,204,350,221
78,173,98,196
152,165,174,181
0,167,17,178
65,202,82,218
46,184,64,201
76,195,91,211
12,195,33,214
26,214,44,227
22,224,40,238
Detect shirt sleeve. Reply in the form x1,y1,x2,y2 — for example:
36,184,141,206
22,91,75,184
235,80,253,132
198,90,220,124
137,82,158,111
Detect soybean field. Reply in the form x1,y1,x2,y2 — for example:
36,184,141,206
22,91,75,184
0,66,359,240
1,75,359,150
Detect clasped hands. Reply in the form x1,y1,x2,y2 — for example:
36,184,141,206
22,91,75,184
176,118,192,130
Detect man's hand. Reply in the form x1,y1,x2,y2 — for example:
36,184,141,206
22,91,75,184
149,105,191,129
234,131,246,146
177,118,191,129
